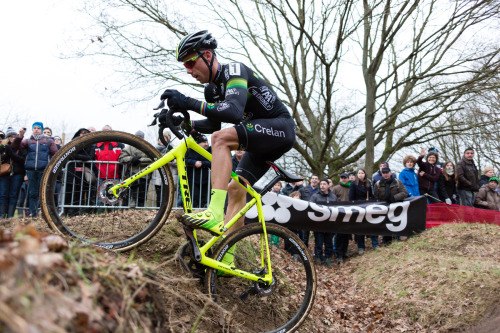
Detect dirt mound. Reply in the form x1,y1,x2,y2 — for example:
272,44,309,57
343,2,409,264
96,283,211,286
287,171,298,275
350,223,500,332
0,223,225,333
2,217,499,332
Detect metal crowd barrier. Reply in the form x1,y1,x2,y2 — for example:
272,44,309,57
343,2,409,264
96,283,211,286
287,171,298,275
54,160,212,215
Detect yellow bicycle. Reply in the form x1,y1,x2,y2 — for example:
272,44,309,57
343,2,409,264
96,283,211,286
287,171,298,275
40,106,316,332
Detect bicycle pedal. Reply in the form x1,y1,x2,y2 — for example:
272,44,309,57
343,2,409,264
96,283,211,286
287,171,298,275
239,292,249,303
239,288,259,303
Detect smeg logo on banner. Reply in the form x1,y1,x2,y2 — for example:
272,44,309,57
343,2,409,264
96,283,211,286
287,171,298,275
246,192,411,233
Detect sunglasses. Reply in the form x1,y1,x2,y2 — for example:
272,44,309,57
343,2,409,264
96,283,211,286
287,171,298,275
183,54,200,69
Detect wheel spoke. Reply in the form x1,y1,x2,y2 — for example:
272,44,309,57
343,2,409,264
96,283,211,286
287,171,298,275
205,224,316,332
40,131,174,251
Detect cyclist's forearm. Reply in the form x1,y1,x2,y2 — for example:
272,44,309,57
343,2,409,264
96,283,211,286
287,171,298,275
191,118,222,133
186,97,244,123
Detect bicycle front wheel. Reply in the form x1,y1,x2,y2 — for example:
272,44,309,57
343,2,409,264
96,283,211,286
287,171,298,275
204,223,316,333
40,130,175,251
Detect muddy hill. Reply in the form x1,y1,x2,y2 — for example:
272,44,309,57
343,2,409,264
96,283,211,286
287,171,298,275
1,218,499,332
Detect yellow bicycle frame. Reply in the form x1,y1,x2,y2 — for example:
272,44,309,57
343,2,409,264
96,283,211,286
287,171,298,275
108,136,273,284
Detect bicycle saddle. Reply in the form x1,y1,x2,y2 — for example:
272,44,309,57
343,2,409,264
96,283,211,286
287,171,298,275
266,161,303,183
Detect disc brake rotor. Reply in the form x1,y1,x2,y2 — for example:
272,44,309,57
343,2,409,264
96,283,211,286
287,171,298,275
97,179,123,205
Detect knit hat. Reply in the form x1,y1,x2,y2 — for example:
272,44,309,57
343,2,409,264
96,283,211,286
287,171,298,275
464,147,474,154
427,151,439,159
32,122,44,131
196,135,208,143
5,127,17,137
379,161,389,168
135,130,145,138
72,128,90,140
489,177,499,184
340,173,349,178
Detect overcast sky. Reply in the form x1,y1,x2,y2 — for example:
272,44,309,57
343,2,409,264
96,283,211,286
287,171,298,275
0,0,159,142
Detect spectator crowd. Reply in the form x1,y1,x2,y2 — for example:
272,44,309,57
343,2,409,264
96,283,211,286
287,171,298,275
1,123,499,268
0,123,189,218
271,146,500,268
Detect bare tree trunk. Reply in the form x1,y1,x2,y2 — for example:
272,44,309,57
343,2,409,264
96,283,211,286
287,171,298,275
72,0,500,177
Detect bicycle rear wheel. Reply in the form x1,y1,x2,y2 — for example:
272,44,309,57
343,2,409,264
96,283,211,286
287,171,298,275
204,223,316,333
40,131,175,251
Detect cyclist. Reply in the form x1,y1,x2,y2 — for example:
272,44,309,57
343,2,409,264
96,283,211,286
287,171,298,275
161,30,295,236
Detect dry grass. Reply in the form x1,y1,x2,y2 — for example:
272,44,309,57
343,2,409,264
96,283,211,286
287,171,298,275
350,223,500,332
0,222,230,333
2,216,499,332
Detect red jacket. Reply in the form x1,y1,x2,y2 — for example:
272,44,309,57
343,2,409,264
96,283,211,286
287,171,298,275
95,142,124,179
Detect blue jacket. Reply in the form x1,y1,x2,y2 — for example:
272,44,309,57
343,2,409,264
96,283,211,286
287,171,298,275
12,135,58,171
186,146,212,184
399,168,420,197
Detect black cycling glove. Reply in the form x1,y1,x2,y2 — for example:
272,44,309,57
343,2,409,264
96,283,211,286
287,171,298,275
131,157,141,166
160,89,198,111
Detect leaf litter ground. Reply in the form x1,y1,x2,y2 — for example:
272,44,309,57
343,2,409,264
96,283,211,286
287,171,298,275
0,214,499,332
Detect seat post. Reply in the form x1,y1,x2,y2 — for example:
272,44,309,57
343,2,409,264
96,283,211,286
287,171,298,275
259,175,283,195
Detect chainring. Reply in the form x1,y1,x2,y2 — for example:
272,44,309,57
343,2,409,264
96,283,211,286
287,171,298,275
253,273,278,296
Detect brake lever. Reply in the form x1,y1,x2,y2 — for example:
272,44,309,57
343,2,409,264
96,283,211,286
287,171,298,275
149,112,160,126
154,100,165,110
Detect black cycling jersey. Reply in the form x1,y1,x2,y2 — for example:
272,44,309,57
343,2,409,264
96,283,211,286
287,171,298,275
188,62,290,129
186,62,295,184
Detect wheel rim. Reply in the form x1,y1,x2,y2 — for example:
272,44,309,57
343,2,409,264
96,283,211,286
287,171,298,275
41,131,174,250
206,224,316,332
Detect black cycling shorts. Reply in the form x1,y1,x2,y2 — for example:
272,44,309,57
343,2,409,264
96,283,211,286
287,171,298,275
234,116,295,184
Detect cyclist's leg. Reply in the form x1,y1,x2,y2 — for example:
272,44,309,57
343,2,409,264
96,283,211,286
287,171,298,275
225,178,249,233
180,117,294,235
180,127,239,235
211,127,239,189
226,117,296,231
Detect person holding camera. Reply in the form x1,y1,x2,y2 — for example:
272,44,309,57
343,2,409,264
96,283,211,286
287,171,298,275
0,127,27,218
11,123,58,217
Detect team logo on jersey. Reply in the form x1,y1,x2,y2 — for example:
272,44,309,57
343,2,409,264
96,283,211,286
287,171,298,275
224,68,229,80
226,88,240,96
246,123,254,131
217,103,230,112
248,86,276,110
254,124,285,138
211,86,220,100
206,103,215,109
